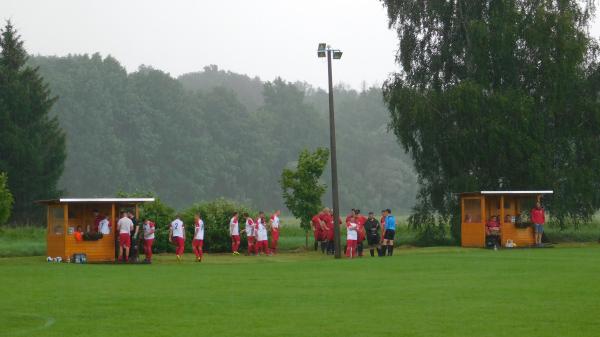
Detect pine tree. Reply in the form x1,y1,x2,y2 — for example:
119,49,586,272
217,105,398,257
0,21,65,223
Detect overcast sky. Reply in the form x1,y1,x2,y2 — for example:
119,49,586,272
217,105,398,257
2,0,600,90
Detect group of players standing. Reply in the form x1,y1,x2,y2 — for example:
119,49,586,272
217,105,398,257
312,208,397,258
115,210,281,263
228,210,281,256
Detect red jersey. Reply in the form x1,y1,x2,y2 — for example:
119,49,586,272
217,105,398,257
356,215,367,241
531,208,545,224
312,215,322,232
93,215,102,232
320,213,333,232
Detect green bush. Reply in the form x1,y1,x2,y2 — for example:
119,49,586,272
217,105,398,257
181,198,257,253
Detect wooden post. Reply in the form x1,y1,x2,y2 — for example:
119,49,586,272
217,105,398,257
111,203,116,234
135,204,139,220
481,196,486,246
500,195,505,245
112,203,117,261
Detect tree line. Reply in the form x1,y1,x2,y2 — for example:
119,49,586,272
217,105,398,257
17,54,416,223
381,0,600,241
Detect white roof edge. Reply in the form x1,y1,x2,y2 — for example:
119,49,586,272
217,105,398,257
59,198,156,203
480,191,553,195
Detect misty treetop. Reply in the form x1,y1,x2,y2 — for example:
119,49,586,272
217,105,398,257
30,55,417,213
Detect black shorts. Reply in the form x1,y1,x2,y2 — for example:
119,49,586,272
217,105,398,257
384,230,395,240
367,236,380,245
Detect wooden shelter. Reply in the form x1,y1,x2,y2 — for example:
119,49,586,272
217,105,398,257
460,191,553,248
38,198,155,262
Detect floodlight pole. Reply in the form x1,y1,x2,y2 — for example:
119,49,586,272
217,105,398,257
326,48,341,259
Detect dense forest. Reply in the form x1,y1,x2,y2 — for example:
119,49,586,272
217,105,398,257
30,54,417,213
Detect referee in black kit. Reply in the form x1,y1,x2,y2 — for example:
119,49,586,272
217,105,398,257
364,212,382,256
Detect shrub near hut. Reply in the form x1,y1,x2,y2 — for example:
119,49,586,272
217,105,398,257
182,198,257,253
137,197,176,253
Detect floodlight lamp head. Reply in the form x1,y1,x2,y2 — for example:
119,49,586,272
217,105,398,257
332,50,343,59
317,43,327,58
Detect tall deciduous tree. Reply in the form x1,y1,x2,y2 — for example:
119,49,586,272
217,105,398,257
0,21,65,223
381,0,600,240
281,148,329,247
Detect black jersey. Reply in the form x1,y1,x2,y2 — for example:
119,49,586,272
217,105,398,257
364,218,380,238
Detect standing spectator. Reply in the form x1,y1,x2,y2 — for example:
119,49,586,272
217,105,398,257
192,213,204,262
364,212,382,257
269,210,281,254
98,214,111,235
91,209,102,233
244,213,256,255
256,211,270,255
230,212,240,255
381,209,396,256
169,215,185,261
345,214,358,258
142,218,155,263
531,201,546,246
117,212,134,263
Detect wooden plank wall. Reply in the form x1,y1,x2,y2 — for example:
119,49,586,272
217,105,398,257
64,203,115,262
46,204,65,258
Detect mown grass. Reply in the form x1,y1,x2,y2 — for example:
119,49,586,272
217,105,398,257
0,246,599,337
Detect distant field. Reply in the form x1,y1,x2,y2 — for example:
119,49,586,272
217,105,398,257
1,246,599,337
0,214,598,257
0,226,46,257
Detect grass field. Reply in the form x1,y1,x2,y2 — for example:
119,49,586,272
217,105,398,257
1,245,599,337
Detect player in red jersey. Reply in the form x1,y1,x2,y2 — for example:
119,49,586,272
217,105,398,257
354,209,367,257
243,213,256,256
311,211,324,252
320,208,335,255
269,210,281,254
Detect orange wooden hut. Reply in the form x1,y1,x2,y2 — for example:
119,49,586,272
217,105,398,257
460,191,553,248
39,198,155,262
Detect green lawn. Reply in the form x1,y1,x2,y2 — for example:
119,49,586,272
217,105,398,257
1,245,599,337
